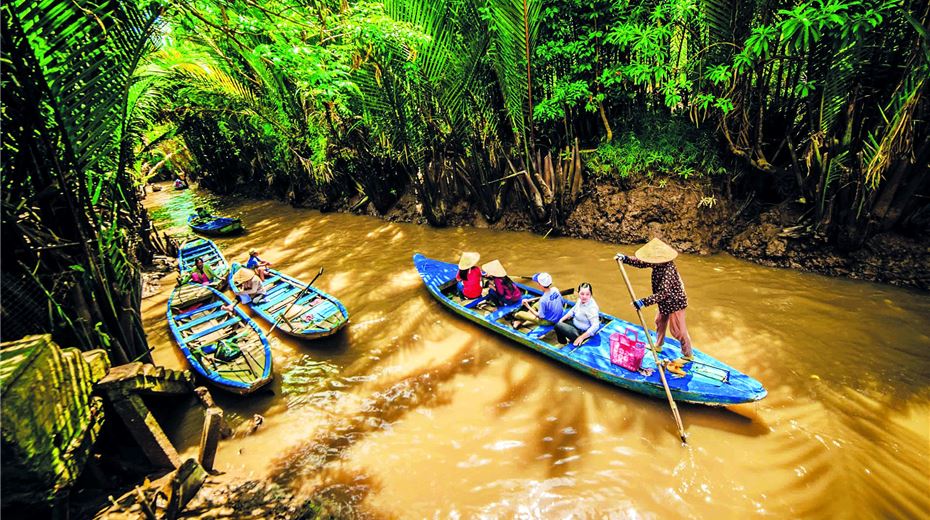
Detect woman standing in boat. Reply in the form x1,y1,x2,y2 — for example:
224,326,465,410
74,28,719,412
456,252,483,299
555,283,600,346
615,238,693,361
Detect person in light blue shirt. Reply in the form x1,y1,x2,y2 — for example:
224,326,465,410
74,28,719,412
555,282,600,346
246,249,272,281
511,272,564,328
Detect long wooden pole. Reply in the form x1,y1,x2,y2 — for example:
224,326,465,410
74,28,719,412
616,259,688,444
269,267,323,334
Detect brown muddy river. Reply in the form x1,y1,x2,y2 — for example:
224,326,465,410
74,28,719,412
142,184,930,518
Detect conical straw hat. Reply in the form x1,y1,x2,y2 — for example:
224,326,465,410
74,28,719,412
634,238,678,264
482,259,507,278
233,267,256,285
458,251,481,270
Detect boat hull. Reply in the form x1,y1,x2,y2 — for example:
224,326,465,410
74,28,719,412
413,253,766,406
188,214,244,236
166,284,273,394
228,263,349,339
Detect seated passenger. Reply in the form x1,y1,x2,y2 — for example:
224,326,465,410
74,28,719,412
246,249,272,281
230,267,266,306
456,251,483,299
189,257,215,285
511,272,563,329
482,259,522,307
555,282,600,347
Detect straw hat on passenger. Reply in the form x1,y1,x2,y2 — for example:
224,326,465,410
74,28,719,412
482,259,507,278
233,267,257,286
458,251,481,270
634,238,678,264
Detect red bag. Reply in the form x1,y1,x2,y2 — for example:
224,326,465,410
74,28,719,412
610,331,646,372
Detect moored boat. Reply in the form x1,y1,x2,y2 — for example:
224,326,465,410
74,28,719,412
228,263,349,339
188,213,244,236
166,284,273,394
178,238,229,290
413,253,766,406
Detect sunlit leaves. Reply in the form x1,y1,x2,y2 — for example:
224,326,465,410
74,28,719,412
778,3,821,52
706,64,730,85
744,25,778,58
534,80,590,123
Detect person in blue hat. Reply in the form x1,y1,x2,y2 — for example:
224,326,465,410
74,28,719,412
510,272,564,329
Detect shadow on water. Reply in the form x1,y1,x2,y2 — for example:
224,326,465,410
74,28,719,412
141,186,930,518
265,337,482,489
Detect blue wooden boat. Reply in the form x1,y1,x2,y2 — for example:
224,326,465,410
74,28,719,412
177,238,229,290
413,253,767,406
167,284,273,395
188,214,244,236
228,263,349,339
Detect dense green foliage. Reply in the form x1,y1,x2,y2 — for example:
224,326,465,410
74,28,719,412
1,0,163,360
588,115,726,179
136,0,927,244
1,0,928,349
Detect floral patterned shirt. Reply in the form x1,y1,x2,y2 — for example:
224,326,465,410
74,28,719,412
622,257,688,314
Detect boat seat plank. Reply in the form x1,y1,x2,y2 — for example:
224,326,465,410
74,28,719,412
488,304,522,321
186,317,242,342
181,247,213,258
463,297,487,309
176,301,223,320
529,325,555,338
261,286,302,308
294,291,324,306
262,282,293,299
178,309,229,331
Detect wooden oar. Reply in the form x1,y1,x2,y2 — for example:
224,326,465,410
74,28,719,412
616,259,688,444
268,267,324,334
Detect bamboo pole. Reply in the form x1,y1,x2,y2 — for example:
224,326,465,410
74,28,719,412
616,259,688,444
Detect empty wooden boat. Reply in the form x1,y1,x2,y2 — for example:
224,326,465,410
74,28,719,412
166,284,273,395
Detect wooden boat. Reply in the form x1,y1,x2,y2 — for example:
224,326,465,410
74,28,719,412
228,263,349,339
166,284,273,394
177,238,229,290
413,253,767,406
188,214,244,236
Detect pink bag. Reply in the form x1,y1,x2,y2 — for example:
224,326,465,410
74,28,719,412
610,330,646,372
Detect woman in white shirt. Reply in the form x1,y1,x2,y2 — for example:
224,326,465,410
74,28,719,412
555,283,600,346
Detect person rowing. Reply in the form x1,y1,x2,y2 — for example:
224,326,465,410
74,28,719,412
511,272,564,329
615,238,693,363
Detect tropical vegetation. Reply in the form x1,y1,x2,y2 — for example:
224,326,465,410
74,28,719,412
2,0,928,355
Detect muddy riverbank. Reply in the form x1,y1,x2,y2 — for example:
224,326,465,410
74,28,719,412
291,177,929,292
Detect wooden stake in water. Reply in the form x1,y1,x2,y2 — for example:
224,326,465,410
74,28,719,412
616,259,688,444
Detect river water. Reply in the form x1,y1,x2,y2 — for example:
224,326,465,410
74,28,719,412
141,184,930,518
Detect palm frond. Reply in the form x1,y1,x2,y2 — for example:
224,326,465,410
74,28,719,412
484,0,542,142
